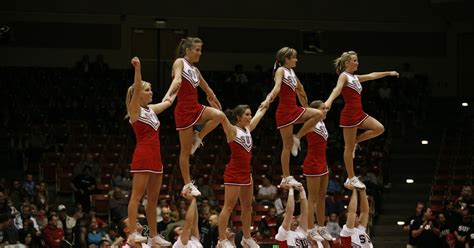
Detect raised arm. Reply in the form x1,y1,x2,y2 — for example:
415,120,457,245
260,68,283,109
197,70,222,110
295,77,308,108
346,188,358,229
356,71,399,83
191,195,200,240
162,59,184,103
248,104,269,132
222,117,237,143
296,186,308,231
180,194,197,245
358,189,369,228
281,188,295,231
127,57,143,123
324,73,347,110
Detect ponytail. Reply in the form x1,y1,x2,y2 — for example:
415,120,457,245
334,51,357,75
273,47,297,76
224,105,250,125
175,37,203,59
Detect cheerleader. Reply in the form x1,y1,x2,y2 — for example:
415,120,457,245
216,103,268,248
260,47,324,188
303,101,333,242
125,57,173,246
162,37,227,196
325,51,398,189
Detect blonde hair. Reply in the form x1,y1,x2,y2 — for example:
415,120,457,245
125,81,151,118
175,37,203,59
334,51,357,75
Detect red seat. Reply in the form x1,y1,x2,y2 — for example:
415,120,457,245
91,194,110,221
40,163,58,183
57,173,74,195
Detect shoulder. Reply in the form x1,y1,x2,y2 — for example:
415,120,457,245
338,73,348,80
173,58,185,68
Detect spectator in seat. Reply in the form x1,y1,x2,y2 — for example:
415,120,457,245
454,186,473,214
71,166,96,213
326,212,342,238
109,187,129,222
57,205,76,240
453,208,471,248
256,175,277,206
410,207,440,248
42,214,64,248
157,207,173,238
404,201,425,248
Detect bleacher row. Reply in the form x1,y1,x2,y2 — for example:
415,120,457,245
430,124,473,213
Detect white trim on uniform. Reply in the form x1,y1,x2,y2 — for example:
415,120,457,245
176,106,207,130
339,114,369,128
276,108,306,129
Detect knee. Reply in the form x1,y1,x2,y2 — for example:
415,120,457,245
130,194,142,204
344,143,356,151
312,109,323,120
180,147,191,156
222,204,235,214
282,138,293,149
215,110,226,122
377,124,385,134
307,195,317,204
241,205,252,213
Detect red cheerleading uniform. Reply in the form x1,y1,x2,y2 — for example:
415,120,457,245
174,58,206,130
339,72,369,127
224,126,253,186
276,67,306,129
303,121,329,176
130,107,163,174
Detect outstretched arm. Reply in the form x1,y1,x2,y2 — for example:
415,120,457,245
346,188,358,229
260,68,283,109
191,196,200,240
128,57,143,123
281,188,295,231
295,77,308,108
358,189,369,228
324,73,347,110
162,59,184,104
197,70,222,110
149,93,177,115
248,104,269,132
356,71,399,83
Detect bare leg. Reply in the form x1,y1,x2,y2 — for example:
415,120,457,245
279,125,293,178
218,185,240,240
178,128,194,184
356,116,385,144
343,127,358,179
127,173,149,234
306,176,320,229
239,184,254,239
196,107,226,140
146,174,163,237
295,108,323,139
316,174,329,226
